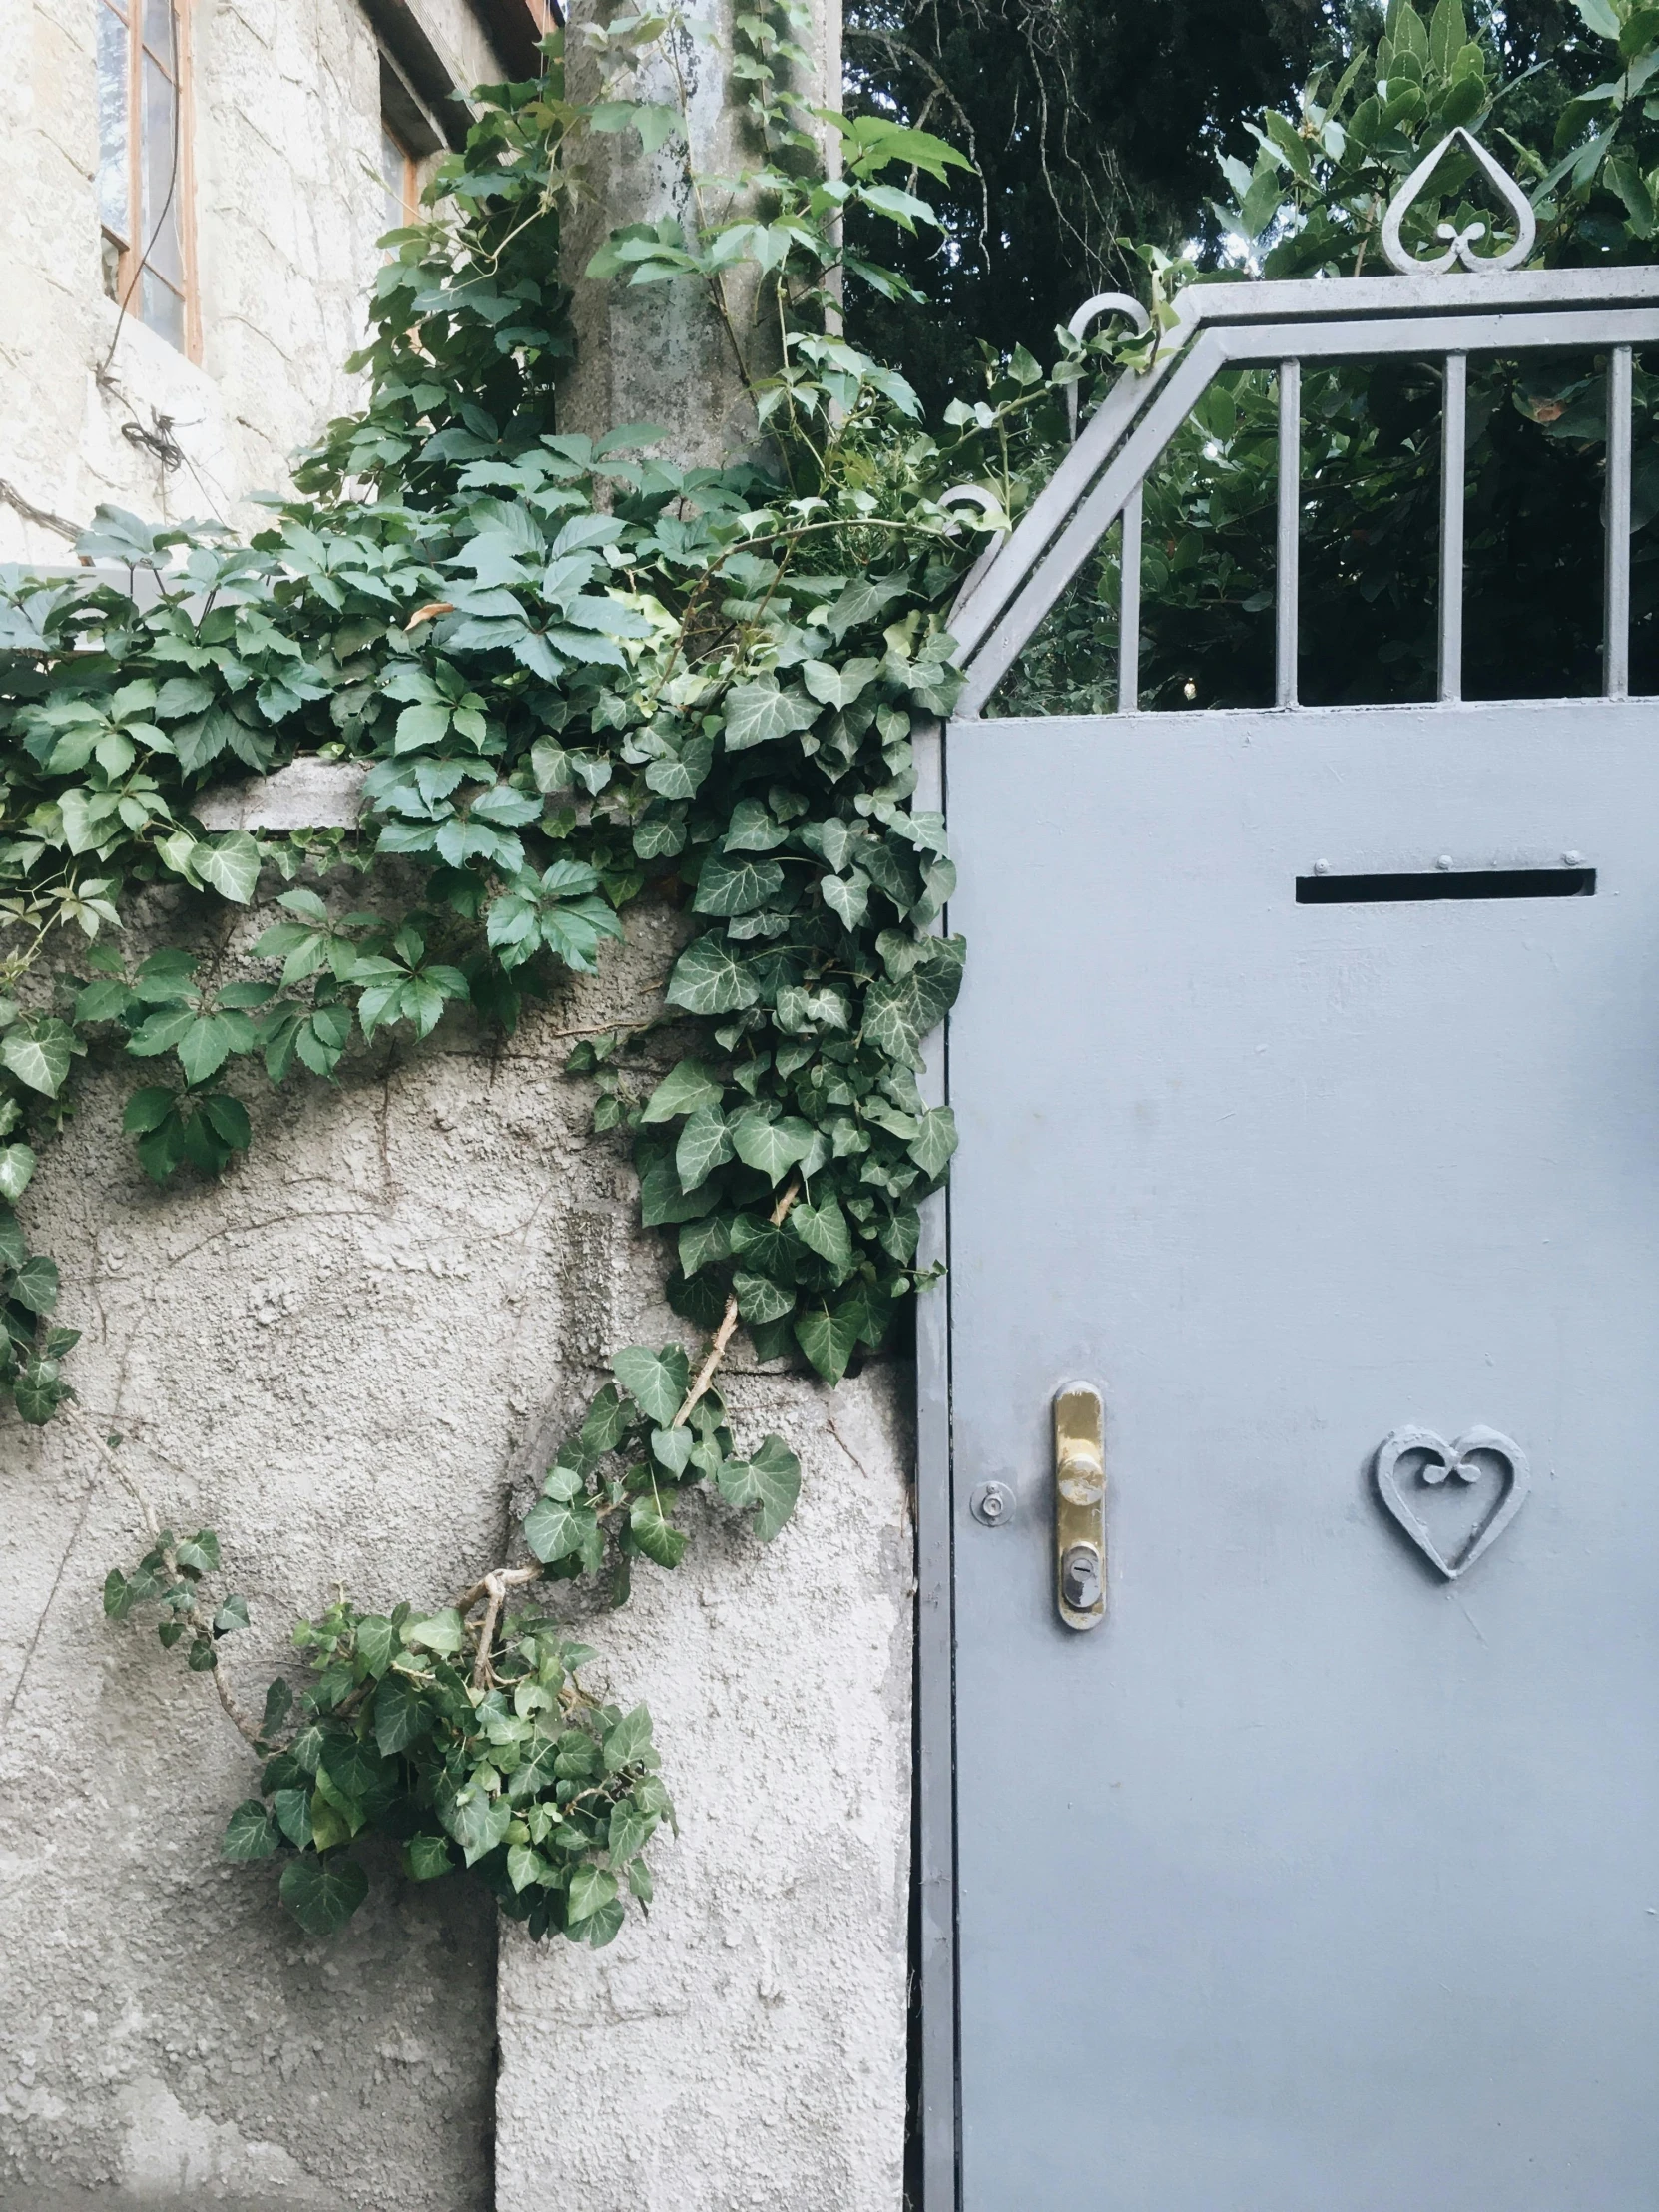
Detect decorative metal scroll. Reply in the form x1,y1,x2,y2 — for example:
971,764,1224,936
1379,128,1537,276
1372,1424,1531,1579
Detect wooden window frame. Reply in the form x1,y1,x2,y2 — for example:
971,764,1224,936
379,116,422,237
96,0,200,359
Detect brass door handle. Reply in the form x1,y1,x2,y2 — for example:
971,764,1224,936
1055,1383,1106,1630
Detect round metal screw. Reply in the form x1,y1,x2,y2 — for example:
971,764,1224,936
969,1481,1015,1528
1436,854,1454,871
1562,850,1582,866
1314,858,1330,875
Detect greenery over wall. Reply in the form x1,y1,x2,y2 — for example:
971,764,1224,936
0,3,1030,1943
3,0,1655,1947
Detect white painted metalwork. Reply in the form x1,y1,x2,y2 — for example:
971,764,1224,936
1380,127,1537,276
951,136,1658,720
1064,292,1152,442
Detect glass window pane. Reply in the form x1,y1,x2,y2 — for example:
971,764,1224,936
96,1,131,246
142,0,176,66
141,50,183,288
141,271,185,351
380,122,408,233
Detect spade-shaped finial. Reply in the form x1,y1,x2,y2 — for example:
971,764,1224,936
1380,127,1537,276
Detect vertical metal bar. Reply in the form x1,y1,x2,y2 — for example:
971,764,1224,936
1118,483,1142,714
911,717,958,2212
1439,351,1466,704
1606,341,1633,700
1276,358,1300,709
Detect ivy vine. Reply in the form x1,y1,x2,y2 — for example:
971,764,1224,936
0,6,1094,1942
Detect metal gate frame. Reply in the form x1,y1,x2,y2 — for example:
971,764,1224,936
913,144,1659,2209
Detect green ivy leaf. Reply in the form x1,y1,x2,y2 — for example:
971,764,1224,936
692,852,786,916
602,1704,657,1773
355,1614,399,1676
0,1145,35,1202
565,1863,619,1924
641,1059,725,1123
722,680,819,752
194,832,263,904
402,1607,465,1656
611,1344,690,1426
627,1495,688,1568
278,1852,369,1935
716,1433,801,1538
675,1104,734,1191
795,1302,861,1384
9,1256,60,1317
1,1022,73,1099
442,1787,512,1867
523,1491,599,1565
273,1786,315,1849
664,935,761,1015
792,1193,852,1272
730,1112,815,1183
405,1834,454,1881
175,1529,221,1574
222,1800,281,1861
374,1670,435,1755
907,1106,959,1178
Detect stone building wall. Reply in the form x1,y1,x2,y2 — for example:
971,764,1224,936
0,5,913,2208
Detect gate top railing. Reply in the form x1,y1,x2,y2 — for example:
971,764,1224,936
950,131,1659,720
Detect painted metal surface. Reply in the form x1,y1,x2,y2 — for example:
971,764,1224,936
939,698,1659,2208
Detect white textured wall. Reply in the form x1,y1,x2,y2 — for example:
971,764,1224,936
0,0,503,559
0,4,911,2204
495,1361,912,2212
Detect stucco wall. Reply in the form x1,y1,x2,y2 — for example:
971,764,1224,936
0,5,912,2203
0,875,911,2211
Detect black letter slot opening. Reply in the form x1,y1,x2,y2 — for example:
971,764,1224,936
1297,866,1596,904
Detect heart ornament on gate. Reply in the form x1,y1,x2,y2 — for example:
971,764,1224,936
1372,1425,1530,1580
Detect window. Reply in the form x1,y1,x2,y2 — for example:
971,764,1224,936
379,119,419,238
96,0,194,352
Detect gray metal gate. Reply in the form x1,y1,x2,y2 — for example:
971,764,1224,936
917,138,1659,2209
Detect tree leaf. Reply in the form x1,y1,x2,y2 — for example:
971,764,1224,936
278,1852,369,1935
175,1014,238,1086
